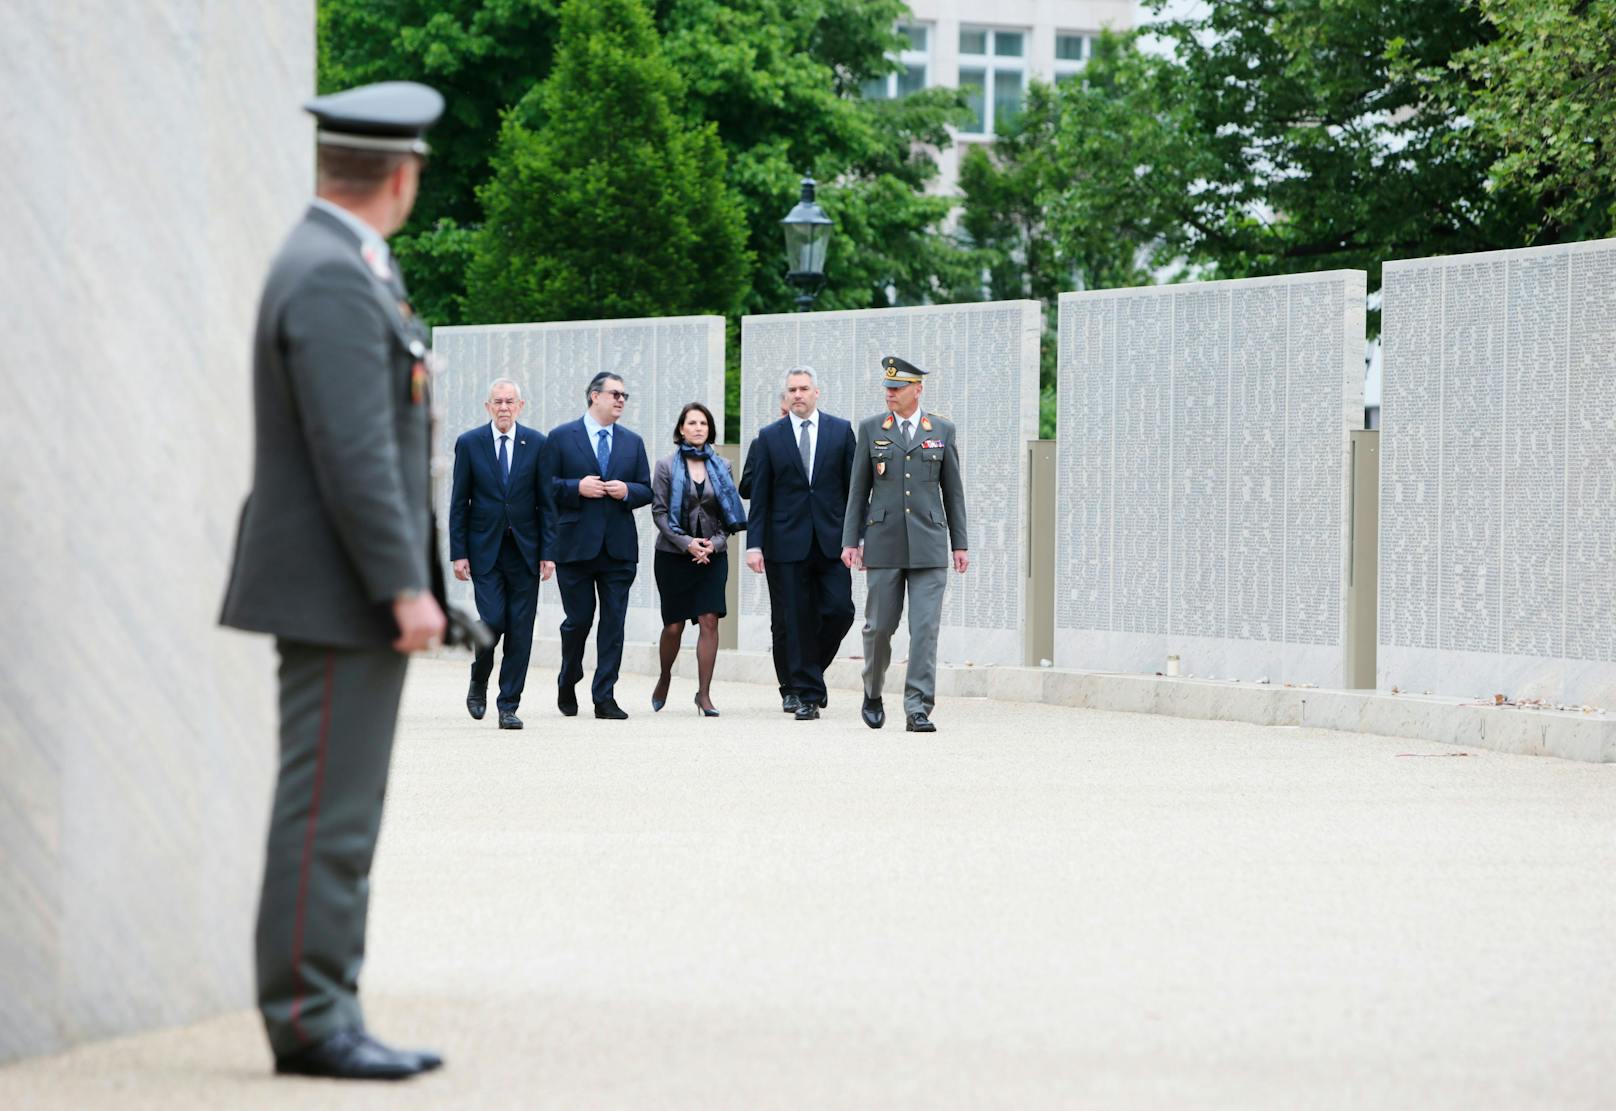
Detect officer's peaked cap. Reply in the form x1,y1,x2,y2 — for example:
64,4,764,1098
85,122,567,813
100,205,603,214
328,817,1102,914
306,82,444,155
881,355,927,386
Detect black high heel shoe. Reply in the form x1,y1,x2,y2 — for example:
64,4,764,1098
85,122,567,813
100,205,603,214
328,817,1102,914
693,692,719,718
652,678,669,712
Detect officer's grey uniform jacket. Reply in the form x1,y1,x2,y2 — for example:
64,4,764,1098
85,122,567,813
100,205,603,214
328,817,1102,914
221,205,432,649
842,411,968,568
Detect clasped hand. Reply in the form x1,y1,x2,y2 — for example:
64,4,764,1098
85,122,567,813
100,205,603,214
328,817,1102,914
580,475,628,499
688,537,714,565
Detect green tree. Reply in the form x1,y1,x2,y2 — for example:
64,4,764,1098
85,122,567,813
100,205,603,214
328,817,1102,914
1140,0,1539,289
319,0,977,328
957,41,1189,435
1449,0,1616,239
319,0,564,325
465,0,749,323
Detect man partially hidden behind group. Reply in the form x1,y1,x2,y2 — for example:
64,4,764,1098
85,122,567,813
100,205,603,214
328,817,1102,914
220,82,448,1080
842,355,969,733
744,366,857,719
450,377,553,730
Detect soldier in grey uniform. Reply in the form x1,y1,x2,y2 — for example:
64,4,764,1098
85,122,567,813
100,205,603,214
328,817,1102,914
840,355,969,732
220,82,448,1081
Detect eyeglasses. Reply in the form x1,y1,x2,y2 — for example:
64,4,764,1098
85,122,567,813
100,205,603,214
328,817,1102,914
597,390,630,402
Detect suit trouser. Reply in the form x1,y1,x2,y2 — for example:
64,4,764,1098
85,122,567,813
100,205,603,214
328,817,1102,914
556,552,637,705
257,640,408,1057
766,548,855,704
470,531,540,712
769,607,790,697
862,566,948,716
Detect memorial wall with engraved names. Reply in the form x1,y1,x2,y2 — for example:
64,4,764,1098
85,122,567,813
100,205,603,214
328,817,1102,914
432,317,726,644
1054,272,1366,686
1379,238,1616,704
740,301,1041,666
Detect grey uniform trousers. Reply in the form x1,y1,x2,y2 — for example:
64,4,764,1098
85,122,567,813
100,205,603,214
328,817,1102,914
256,639,408,1056
861,566,948,716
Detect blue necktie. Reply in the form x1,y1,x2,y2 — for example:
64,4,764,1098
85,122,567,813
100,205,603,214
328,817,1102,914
498,434,510,488
596,428,611,477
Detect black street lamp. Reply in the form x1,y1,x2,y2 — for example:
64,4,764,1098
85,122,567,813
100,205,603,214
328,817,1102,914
781,176,832,311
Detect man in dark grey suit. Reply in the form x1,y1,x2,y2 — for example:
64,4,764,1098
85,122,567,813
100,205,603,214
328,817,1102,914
841,356,969,733
220,82,447,1081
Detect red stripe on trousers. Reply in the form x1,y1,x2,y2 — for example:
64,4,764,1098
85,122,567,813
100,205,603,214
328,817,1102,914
287,652,335,1043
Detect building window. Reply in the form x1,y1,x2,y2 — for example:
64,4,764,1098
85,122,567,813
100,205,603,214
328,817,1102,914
958,26,1028,135
862,23,931,100
1054,32,1092,84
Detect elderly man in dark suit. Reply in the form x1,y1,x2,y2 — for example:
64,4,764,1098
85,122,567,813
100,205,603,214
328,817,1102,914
449,377,553,730
744,365,856,720
539,371,652,720
220,82,446,1080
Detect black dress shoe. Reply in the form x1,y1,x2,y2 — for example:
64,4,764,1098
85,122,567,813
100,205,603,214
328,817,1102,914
594,699,629,720
905,711,937,733
782,693,802,714
466,683,487,721
498,710,523,730
360,1032,443,1073
558,686,578,717
861,697,885,730
275,1029,431,1081
794,703,820,720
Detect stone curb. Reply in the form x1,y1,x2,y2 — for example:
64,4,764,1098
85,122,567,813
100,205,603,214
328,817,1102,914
434,640,1615,764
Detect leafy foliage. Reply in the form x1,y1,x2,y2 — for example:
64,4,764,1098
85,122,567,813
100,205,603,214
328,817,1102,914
465,0,749,324
1449,0,1616,239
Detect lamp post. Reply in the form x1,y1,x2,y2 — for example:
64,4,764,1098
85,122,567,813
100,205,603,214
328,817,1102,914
781,175,832,311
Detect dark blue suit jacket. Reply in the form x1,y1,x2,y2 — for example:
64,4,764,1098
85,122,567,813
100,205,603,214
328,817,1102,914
449,422,547,575
744,412,855,562
540,418,653,564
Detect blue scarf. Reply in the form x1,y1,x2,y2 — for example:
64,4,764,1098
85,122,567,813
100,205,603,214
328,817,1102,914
670,443,747,535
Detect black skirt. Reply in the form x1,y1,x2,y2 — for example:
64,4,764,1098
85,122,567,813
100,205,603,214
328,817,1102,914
654,548,728,625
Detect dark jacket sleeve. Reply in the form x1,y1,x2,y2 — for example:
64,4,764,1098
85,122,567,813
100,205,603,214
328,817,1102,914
530,427,549,558
745,428,772,553
738,436,760,499
448,432,471,562
282,259,425,602
549,425,582,510
940,423,968,550
538,434,559,562
841,420,873,550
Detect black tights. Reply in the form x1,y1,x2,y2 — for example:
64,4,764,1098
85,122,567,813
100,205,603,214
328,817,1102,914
654,613,720,710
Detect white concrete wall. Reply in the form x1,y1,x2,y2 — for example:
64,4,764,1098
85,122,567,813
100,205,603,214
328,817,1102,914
0,2,313,1062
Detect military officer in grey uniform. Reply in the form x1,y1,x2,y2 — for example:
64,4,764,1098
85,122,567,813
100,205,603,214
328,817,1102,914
220,82,448,1081
840,355,969,732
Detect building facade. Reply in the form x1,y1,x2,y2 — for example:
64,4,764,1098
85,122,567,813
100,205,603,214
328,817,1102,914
862,0,1137,195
